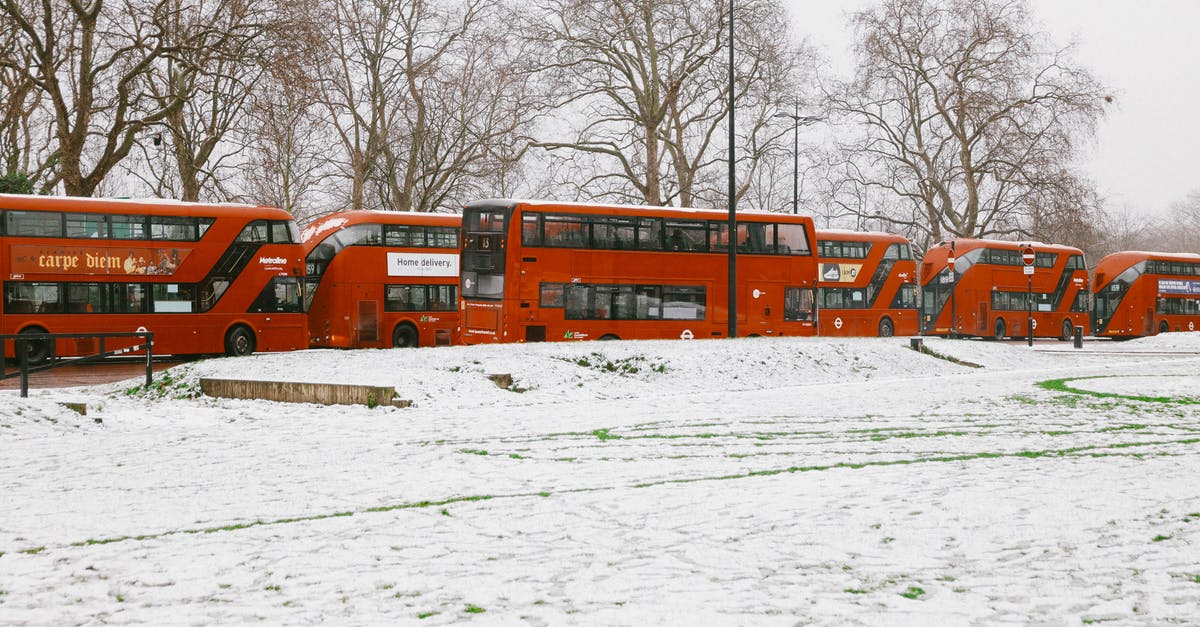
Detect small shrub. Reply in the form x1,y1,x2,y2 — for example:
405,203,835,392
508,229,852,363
899,586,925,599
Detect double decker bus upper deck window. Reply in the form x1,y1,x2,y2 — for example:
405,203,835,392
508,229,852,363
471,210,506,233
776,224,811,255
6,210,63,237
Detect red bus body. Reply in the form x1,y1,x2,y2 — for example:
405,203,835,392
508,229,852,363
1092,251,1200,338
1,194,307,361
302,211,460,348
816,230,919,336
460,199,819,343
919,238,1090,340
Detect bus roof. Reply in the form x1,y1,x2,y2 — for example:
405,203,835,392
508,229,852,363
816,229,910,243
930,237,1083,254
0,193,288,220
301,210,462,248
1094,250,1200,268
466,198,809,221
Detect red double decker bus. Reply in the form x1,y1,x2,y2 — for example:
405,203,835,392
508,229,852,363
816,230,919,336
1,194,307,363
302,211,460,348
460,199,819,343
919,238,1090,340
1092,251,1200,338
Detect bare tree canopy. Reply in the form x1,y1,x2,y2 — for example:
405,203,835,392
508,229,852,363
826,0,1109,250
522,0,812,208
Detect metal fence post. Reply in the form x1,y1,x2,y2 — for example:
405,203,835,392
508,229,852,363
145,332,154,388
17,337,29,398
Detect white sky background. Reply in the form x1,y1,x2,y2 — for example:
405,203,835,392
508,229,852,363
782,0,1200,218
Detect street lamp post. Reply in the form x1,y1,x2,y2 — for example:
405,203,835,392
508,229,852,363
773,105,822,214
727,0,737,339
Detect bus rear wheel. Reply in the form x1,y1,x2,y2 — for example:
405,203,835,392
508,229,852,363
393,323,419,348
599,334,620,341
992,319,1006,341
224,326,256,357
878,318,895,337
18,326,50,366
1060,319,1074,342
1159,321,1170,335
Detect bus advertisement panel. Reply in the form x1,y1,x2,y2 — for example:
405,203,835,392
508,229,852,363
1,194,307,363
919,238,1090,340
460,199,819,343
816,230,918,337
302,211,460,348
1092,251,1200,337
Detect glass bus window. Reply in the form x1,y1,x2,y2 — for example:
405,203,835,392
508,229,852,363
269,221,293,244
197,218,215,239
540,283,565,308
7,210,64,237
737,223,770,253
1065,254,1085,270
385,224,420,247
636,218,664,250
337,224,382,247
611,285,636,319
849,288,866,308
153,283,194,312
544,215,587,248
708,222,729,252
1035,252,1057,268
65,213,108,238
65,283,104,313
1071,291,1090,313
891,283,918,309
564,284,590,319
775,224,811,255
113,283,150,313
470,272,505,300
150,216,198,241
591,285,617,319
249,277,302,313
665,220,705,252
5,282,59,313
427,227,458,248
636,285,661,318
386,285,415,311
662,285,705,319
592,217,635,249
237,220,270,243
468,210,506,231
110,214,148,239
521,212,542,246
197,278,229,311
784,287,813,321
429,285,456,310
883,243,903,260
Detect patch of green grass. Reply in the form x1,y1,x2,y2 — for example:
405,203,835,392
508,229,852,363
19,546,44,555
1038,376,1200,405
465,604,486,614
844,588,869,594
265,584,281,592
1152,534,1171,542
460,449,489,456
592,428,621,441
417,611,439,619
899,586,925,600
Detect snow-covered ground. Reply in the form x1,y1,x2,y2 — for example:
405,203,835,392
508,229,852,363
2,334,1199,625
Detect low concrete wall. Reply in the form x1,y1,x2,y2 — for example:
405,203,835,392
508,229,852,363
199,378,410,408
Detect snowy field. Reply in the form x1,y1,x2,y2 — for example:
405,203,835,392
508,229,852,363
2,334,1199,625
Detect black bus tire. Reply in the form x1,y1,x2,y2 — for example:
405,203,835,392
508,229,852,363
1060,319,1073,342
224,325,256,357
18,326,51,366
393,323,419,348
1159,321,1170,335
992,318,1006,341
599,334,620,341
878,318,895,337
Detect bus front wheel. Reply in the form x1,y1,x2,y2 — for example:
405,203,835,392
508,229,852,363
878,318,895,337
1060,319,1074,342
992,319,1006,341
393,323,419,348
224,326,256,357
18,326,51,366
1159,321,1170,335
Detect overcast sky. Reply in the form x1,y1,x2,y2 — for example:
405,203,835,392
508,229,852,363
784,0,1200,218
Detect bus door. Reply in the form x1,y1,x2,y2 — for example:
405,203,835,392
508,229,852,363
357,287,380,344
746,282,777,335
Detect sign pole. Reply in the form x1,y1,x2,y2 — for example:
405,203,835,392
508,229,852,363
1022,245,1035,347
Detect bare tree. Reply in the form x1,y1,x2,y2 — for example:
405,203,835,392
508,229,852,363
124,0,275,201
826,0,1109,249
0,17,53,186
0,0,195,196
522,0,811,208
306,0,537,214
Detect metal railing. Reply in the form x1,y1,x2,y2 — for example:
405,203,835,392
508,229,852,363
1,331,154,398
